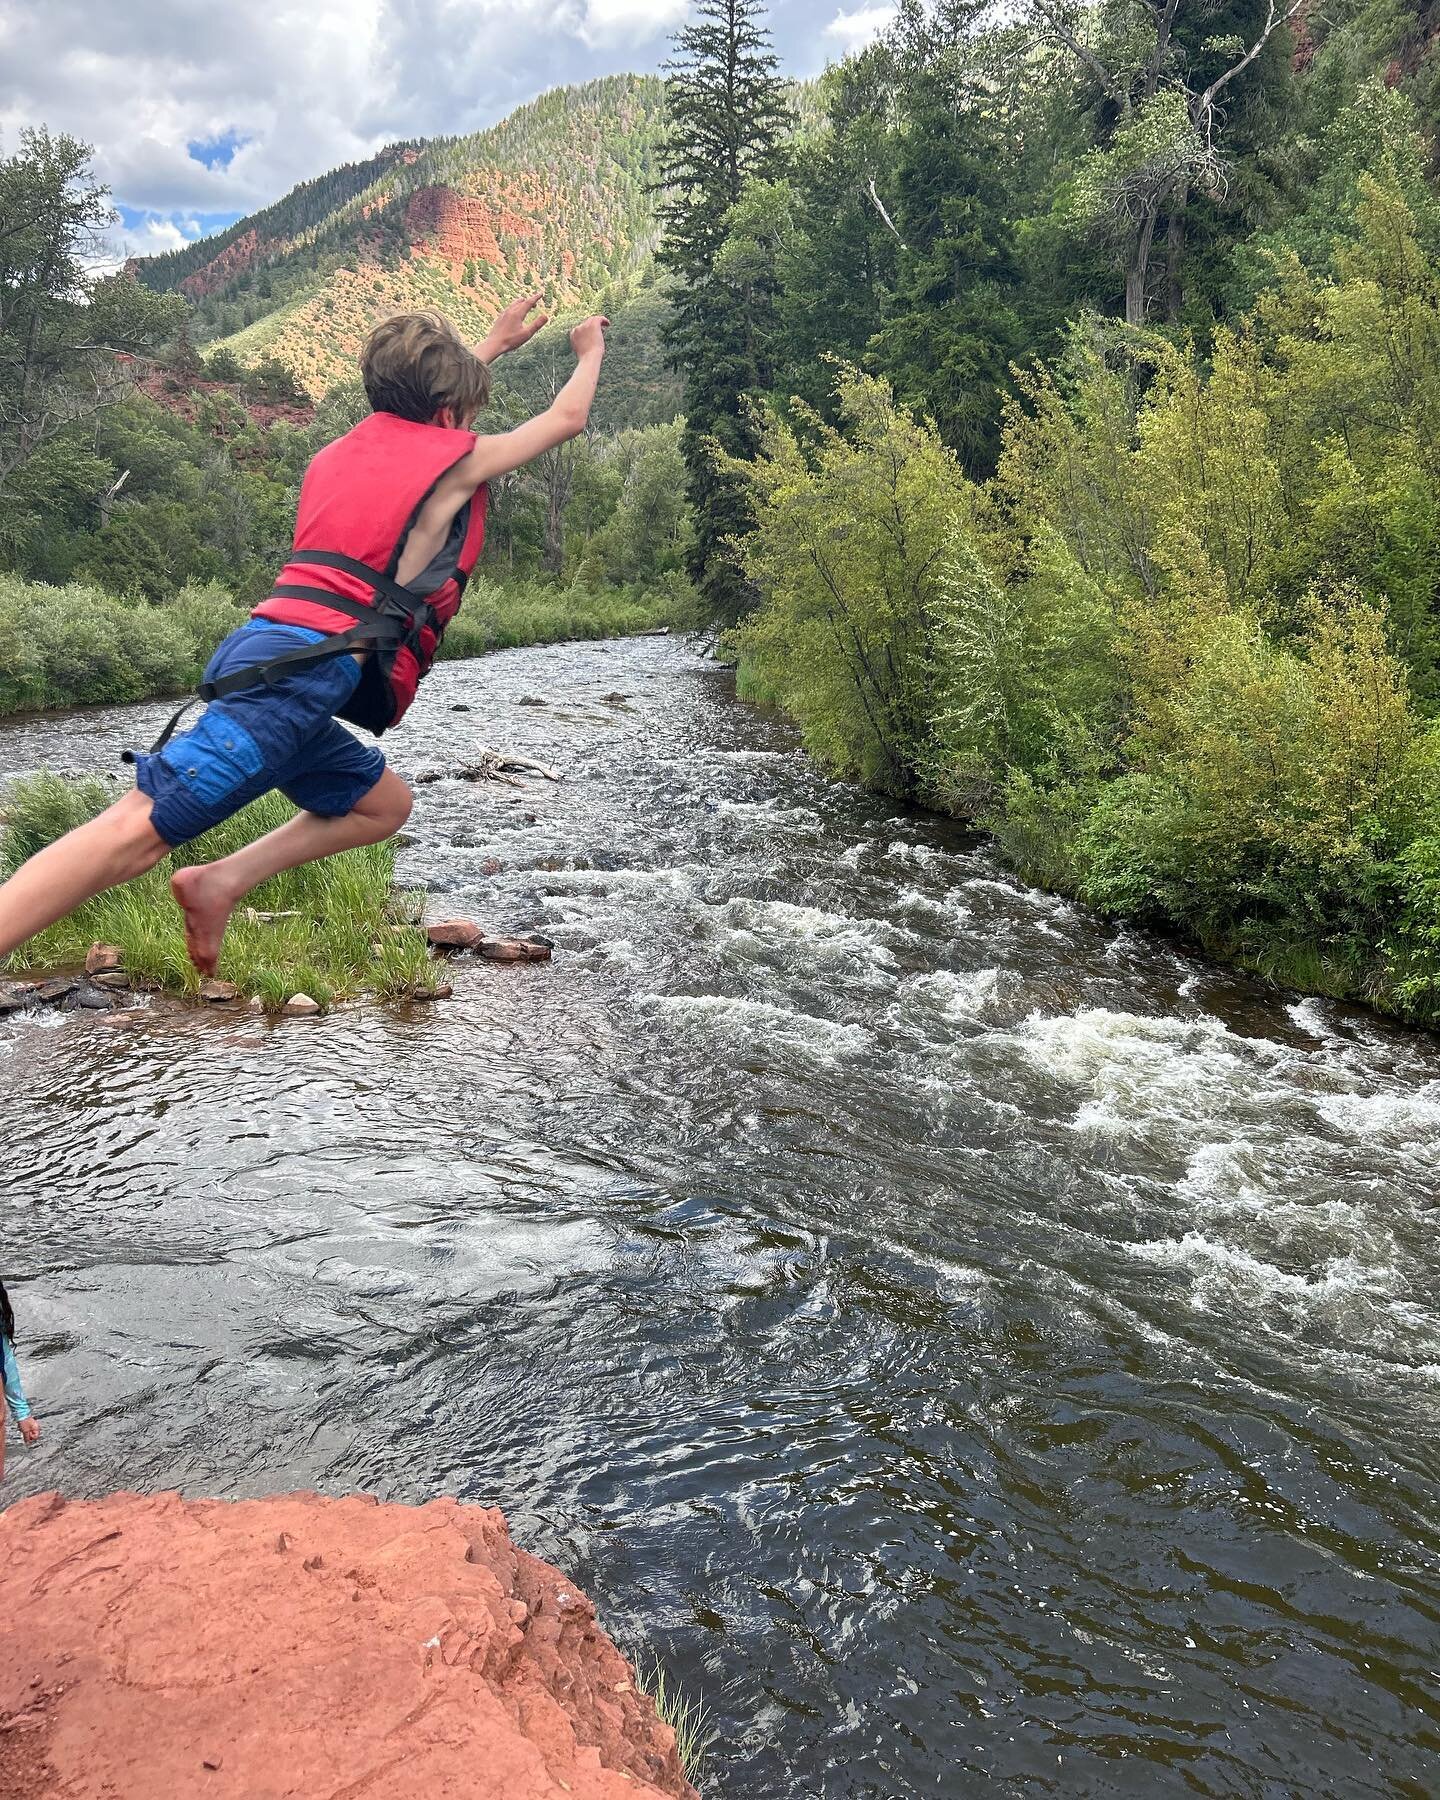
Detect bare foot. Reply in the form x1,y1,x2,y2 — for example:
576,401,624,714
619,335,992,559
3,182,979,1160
170,866,238,976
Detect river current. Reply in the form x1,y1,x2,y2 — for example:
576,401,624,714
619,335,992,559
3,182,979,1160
2,637,1438,1796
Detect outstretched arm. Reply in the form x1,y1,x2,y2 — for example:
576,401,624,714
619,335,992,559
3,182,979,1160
393,317,609,588
465,315,609,484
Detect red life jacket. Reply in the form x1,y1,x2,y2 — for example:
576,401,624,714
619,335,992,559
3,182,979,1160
251,411,488,735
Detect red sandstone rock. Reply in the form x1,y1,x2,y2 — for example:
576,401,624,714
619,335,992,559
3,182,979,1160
405,184,536,277
480,936,554,963
427,918,487,951
0,1491,698,1800
85,943,123,975
178,228,279,300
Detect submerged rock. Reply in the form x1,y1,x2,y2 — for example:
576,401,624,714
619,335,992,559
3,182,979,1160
32,977,79,1006
63,983,117,1012
0,1490,698,1800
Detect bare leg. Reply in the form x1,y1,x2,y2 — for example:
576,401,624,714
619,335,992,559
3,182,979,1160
0,791,170,962
170,770,413,974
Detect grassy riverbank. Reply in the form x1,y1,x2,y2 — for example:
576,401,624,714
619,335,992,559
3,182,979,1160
0,571,692,719
0,774,437,1010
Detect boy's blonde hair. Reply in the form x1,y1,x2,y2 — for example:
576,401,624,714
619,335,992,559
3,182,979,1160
360,310,491,426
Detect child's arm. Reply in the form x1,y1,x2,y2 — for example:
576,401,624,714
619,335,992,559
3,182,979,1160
465,315,609,484
3,1335,38,1442
475,292,550,365
394,318,608,587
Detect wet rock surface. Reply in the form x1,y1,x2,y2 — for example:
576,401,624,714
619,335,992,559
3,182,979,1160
0,1491,697,1800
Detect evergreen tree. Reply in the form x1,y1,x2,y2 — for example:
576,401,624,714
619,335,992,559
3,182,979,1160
657,0,791,620
868,69,1028,474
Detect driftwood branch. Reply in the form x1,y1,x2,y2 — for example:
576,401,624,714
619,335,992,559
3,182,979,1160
414,749,562,789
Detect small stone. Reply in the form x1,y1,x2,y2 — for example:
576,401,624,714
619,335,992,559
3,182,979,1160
426,920,485,952
199,980,239,1004
85,943,124,975
411,983,453,1002
481,858,503,877
64,983,115,1012
248,996,266,1013
202,1757,222,1771
283,993,322,1017
601,693,630,706
518,695,546,707
90,971,132,990
451,703,472,712
34,977,79,1006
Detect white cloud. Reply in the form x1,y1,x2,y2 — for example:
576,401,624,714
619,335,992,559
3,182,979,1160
0,0,838,258
578,0,690,48
823,3,896,54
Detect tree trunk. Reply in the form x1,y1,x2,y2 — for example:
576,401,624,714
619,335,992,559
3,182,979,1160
1125,202,1162,327
1165,184,1188,323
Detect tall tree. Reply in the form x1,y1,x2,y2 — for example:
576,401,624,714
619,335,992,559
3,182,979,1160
1032,0,1303,324
866,9,1030,473
657,0,792,620
0,130,184,494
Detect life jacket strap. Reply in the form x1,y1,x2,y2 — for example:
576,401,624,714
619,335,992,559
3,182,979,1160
134,553,444,757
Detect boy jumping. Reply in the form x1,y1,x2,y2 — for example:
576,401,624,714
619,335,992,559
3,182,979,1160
0,298,607,976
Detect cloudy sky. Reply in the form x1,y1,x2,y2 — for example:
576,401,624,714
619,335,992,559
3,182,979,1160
0,1,898,262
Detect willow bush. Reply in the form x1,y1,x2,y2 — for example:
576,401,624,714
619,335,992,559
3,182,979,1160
732,177,1440,1025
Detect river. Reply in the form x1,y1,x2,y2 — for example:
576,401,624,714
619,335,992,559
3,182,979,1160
2,636,1438,1796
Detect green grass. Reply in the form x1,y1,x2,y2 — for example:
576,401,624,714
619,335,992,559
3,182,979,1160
0,773,438,1011
635,1655,716,1784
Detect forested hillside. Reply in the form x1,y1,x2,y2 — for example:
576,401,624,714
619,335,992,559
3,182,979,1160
132,76,670,399
656,0,1440,1025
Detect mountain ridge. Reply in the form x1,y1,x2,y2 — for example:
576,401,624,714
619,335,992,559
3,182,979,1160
131,75,670,399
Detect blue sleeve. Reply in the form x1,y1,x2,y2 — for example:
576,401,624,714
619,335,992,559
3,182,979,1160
2,1334,31,1422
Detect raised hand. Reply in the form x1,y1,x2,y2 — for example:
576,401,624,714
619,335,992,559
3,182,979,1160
480,292,550,362
570,315,610,359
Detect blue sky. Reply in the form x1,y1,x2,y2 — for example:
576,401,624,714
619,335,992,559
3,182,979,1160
0,1,897,262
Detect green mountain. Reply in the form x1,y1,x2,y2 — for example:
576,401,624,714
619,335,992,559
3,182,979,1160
132,76,672,402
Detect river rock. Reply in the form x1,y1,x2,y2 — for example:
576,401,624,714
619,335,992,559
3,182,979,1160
427,919,486,952
0,984,33,1015
519,695,547,706
412,982,455,1002
199,979,240,1004
0,1490,698,1800
33,977,80,1007
283,993,322,1017
90,971,133,991
63,983,117,1012
482,857,503,876
85,943,124,975
479,936,553,964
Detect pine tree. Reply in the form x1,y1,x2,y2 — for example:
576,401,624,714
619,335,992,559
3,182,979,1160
657,0,791,620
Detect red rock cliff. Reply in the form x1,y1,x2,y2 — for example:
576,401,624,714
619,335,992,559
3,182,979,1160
0,1491,700,1800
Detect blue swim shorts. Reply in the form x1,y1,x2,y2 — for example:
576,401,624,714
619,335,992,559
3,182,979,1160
130,621,388,848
